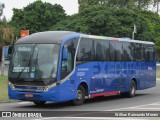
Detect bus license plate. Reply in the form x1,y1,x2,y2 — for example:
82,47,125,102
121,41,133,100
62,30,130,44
25,94,33,98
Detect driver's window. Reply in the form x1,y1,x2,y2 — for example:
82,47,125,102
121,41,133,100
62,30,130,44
61,38,78,79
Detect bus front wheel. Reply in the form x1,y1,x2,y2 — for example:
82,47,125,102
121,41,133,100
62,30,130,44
72,85,85,105
33,101,46,106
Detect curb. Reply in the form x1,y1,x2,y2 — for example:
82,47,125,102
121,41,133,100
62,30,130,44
157,78,160,80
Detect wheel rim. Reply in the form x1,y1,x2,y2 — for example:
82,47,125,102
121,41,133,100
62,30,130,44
77,90,83,101
131,84,135,95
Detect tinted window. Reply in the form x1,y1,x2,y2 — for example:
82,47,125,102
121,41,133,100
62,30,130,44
94,40,109,61
134,43,145,61
109,41,115,61
123,42,134,61
114,42,123,61
76,38,94,61
109,41,123,61
145,44,155,62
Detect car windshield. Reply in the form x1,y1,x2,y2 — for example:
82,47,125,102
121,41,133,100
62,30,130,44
9,44,60,79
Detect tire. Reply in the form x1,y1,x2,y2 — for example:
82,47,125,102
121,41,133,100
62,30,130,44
72,85,85,105
125,80,136,98
33,101,46,106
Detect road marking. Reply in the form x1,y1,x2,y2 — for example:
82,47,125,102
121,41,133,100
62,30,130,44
33,117,148,120
106,102,160,111
131,107,160,110
152,103,160,105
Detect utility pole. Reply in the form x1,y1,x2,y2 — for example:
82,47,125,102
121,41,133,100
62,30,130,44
132,24,137,40
157,0,159,13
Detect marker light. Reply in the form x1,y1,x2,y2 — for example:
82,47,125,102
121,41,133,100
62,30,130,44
8,82,15,90
44,83,56,92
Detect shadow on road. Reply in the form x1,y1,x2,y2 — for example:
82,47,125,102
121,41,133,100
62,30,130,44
15,93,150,110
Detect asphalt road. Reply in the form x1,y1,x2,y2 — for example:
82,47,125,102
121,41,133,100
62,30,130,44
0,79,160,120
1,85,160,111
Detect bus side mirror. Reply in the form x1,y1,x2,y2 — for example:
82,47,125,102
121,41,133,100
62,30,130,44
62,47,68,60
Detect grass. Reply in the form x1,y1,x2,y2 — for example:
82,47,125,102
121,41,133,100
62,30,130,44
157,73,160,78
0,76,9,103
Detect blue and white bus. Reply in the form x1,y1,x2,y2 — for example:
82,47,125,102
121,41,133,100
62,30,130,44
8,31,156,105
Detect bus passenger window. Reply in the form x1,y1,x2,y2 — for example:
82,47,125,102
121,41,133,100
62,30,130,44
134,43,145,61
145,44,155,62
123,42,134,61
109,41,123,61
76,38,94,61
94,40,109,61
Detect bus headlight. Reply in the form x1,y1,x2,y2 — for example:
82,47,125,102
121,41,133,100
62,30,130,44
44,83,56,92
8,82,15,90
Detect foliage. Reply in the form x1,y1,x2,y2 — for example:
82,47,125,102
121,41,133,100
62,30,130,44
0,2,5,18
51,6,159,42
0,20,14,46
78,0,154,11
0,2,14,46
9,0,160,59
155,37,160,58
51,5,160,57
0,19,14,64
0,2,15,63
10,0,66,35
138,10,160,59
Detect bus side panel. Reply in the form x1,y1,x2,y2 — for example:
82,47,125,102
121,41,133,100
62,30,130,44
114,62,129,93
129,61,156,90
71,61,156,97
50,61,155,101
75,62,131,95
138,62,156,90
58,80,77,101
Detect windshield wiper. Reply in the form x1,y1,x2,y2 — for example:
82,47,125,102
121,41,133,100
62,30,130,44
34,53,41,79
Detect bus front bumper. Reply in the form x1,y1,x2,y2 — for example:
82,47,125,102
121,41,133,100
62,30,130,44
8,83,76,102
8,85,60,102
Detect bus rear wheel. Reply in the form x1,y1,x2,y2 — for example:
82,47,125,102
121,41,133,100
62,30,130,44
72,85,85,105
33,101,46,106
125,80,136,98
121,80,136,98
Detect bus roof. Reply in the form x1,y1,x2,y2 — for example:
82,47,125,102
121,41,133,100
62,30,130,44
15,31,77,44
81,34,154,45
15,31,154,45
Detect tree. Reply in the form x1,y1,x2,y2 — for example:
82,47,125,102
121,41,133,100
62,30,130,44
0,2,5,19
51,6,157,42
78,0,154,11
0,22,14,46
11,0,66,35
0,2,15,75
78,0,100,11
155,38,160,61
153,0,160,13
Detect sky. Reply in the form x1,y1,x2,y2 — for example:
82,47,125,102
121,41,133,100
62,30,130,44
1,0,79,20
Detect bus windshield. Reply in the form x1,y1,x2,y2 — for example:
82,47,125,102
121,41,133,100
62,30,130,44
9,44,60,81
